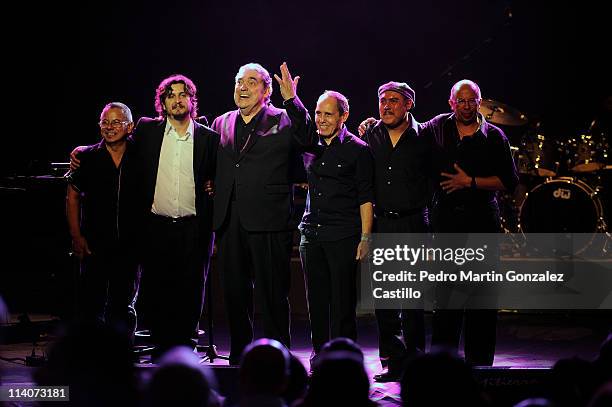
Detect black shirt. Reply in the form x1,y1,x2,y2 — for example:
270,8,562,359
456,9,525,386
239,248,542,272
235,109,264,153
68,139,138,250
362,113,433,213
424,112,518,210
300,127,374,241
230,109,265,200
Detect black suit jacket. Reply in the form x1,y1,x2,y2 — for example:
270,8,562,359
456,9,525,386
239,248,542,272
211,97,315,232
131,117,220,235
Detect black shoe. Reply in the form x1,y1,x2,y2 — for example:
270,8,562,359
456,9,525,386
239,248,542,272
373,368,401,383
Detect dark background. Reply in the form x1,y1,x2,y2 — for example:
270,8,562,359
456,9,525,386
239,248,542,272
5,0,610,174
1,0,610,315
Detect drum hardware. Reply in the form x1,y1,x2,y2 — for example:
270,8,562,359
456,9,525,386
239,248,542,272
516,134,561,177
500,111,609,254
498,181,530,234
603,232,611,255
565,131,609,173
479,99,528,126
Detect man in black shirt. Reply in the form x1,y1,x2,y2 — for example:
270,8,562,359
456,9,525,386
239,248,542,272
299,91,374,364
424,79,518,366
66,102,140,340
359,82,431,382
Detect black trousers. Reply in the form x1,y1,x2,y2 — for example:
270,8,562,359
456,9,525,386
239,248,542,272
80,244,140,341
374,211,428,372
431,309,497,366
430,203,500,366
299,230,360,354
140,214,212,355
216,201,292,364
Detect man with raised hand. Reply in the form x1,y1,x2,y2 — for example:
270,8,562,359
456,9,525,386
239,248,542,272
211,62,316,364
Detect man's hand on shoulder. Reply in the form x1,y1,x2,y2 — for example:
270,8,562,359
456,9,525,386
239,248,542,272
358,117,377,137
69,146,87,170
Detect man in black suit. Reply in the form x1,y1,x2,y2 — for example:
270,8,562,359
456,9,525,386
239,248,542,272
211,62,316,364
133,74,219,356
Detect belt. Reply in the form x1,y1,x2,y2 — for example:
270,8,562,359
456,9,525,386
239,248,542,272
150,213,197,224
375,207,426,219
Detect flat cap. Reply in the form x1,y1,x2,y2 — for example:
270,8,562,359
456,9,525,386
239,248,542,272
378,81,415,106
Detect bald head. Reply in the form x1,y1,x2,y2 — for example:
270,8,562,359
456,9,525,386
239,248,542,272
449,79,482,101
449,79,482,125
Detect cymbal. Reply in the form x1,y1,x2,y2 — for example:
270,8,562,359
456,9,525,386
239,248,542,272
479,99,528,126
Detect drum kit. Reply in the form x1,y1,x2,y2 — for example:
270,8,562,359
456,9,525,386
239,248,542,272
479,99,610,235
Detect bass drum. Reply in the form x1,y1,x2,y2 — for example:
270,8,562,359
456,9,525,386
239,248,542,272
519,177,605,233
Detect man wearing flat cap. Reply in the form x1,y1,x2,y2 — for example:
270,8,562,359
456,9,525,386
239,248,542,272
358,81,433,382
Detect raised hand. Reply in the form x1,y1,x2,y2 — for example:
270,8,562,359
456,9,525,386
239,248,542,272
273,62,300,101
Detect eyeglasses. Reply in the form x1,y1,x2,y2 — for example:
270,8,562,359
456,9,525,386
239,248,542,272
455,98,480,107
99,120,129,128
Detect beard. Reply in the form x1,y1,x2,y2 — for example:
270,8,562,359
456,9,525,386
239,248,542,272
166,103,191,121
171,111,190,121
168,106,190,121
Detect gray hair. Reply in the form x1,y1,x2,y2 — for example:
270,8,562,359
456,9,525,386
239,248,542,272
236,63,273,103
102,102,133,123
